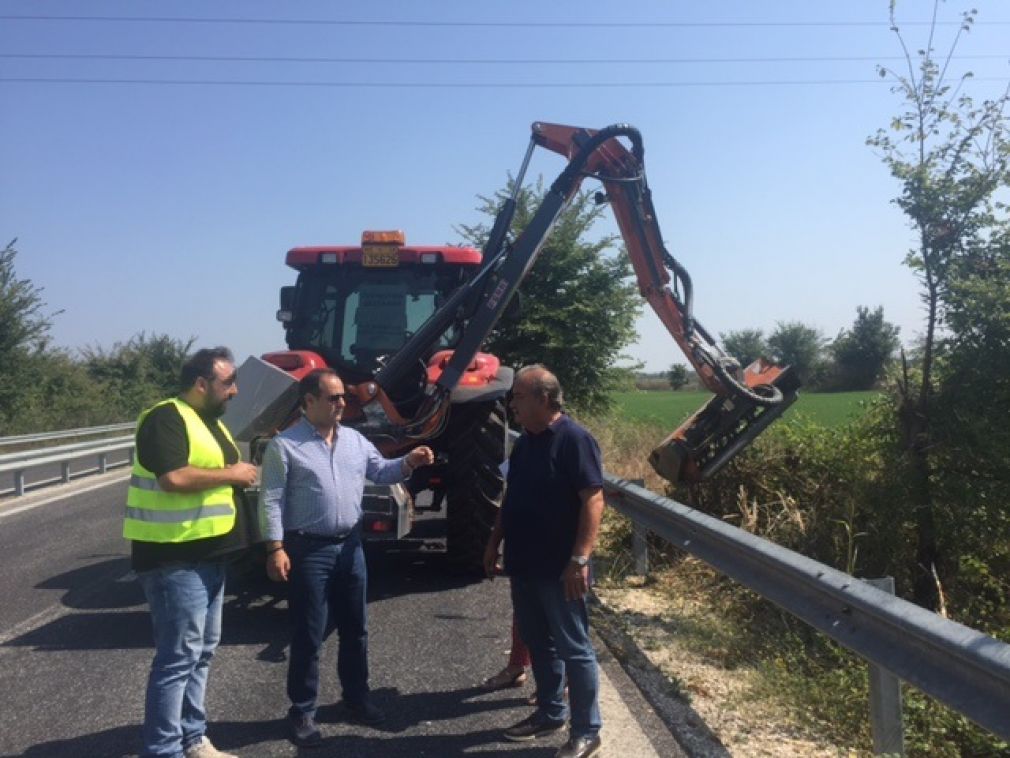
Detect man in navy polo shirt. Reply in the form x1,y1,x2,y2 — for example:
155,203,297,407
484,364,605,758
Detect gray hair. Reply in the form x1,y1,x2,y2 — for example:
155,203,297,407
515,364,564,411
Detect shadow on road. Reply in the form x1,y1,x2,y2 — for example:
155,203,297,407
14,688,554,758
365,541,486,602
4,529,491,657
314,684,524,732
2,598,292,652
14,723,139,758
34,555,138,610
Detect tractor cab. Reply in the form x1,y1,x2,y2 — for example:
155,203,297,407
277,231,482,390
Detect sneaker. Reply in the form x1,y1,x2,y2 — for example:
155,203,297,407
288,713,322,747
183,736,238,758
555,734,602,758
346,698,386,725
503,712,566,742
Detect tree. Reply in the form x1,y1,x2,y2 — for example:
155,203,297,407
767,321,825,384
667,363,688,390
14,349,115,432
869,1,1010,607
457,178,641,415
829,306,901,390
720,328,767,368
929,225,1010,612
0,239,61,433
81,333,195,419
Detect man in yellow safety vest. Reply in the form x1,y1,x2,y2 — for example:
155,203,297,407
125,346,258,758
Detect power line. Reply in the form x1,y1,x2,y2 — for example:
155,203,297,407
2,76,1008,89
2,53,1008,65
1,14,1007,28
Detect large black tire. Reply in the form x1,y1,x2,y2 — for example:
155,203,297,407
443,399,507,572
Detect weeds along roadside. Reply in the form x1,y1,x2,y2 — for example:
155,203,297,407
579,401,1010,758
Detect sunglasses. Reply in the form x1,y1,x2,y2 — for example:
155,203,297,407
325,393,347,403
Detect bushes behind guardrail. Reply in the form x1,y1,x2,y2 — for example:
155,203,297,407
584,398,1010,757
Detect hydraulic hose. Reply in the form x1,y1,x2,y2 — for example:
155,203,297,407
695,345,784,406
549,123,643,197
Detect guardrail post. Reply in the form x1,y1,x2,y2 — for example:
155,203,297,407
14,470,25,497
98,453,108,474
630,479,649,575
61,461,71,484
865,576,905,756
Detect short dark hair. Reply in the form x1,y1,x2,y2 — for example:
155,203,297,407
299,368,340,407
180,347,234,389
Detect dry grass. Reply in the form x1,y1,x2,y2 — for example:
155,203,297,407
594,566,863,757
731,486,807,542
579,414,670,493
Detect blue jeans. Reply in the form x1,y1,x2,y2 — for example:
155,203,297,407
138,562,225,758
285,531,369,717
510,576,602,739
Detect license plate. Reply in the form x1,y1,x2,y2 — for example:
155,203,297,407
362,246,400,267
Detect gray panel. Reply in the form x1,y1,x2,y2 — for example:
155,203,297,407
221,356,299,442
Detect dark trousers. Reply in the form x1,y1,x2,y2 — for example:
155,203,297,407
285,531,369,717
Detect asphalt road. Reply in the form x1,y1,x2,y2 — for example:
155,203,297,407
0,473,684,758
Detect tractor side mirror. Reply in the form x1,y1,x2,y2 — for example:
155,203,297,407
277,286,296,323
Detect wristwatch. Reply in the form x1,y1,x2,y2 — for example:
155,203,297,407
570,555,589,567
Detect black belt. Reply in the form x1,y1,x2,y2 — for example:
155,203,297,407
284,529,355,544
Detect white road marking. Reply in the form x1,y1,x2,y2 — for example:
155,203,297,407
0,599,76,648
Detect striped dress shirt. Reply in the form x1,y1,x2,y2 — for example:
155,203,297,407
258,416,407,542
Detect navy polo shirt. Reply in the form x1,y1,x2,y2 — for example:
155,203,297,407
501,414,604,579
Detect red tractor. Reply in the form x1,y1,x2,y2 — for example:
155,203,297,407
259,231,512,569
237,122,799,571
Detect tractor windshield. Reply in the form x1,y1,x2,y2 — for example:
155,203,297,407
287,265,464,374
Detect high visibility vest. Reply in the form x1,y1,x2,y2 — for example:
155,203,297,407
124,398,238,543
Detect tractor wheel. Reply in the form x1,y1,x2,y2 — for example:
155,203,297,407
443,399,507,572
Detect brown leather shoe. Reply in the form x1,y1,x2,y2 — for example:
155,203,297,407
481,666,528,691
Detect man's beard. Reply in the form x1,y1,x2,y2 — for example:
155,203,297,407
205,397,228,418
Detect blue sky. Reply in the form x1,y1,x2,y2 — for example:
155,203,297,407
2,1,1008,372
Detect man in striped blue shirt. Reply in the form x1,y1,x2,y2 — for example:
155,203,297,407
258,368,434,747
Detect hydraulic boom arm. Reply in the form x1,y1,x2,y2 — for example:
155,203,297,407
378,122,800,484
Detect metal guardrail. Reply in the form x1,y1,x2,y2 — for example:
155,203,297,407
602,474,1010,744
0,422,134,449
0,435,134,466
0,434,135,496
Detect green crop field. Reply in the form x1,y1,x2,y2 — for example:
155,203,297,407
610,390,879,429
